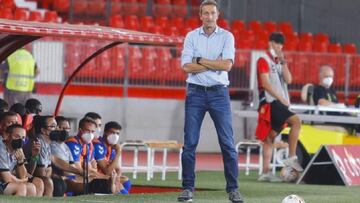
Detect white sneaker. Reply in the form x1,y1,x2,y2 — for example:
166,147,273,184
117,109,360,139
258,173,283,182
283,156,304,172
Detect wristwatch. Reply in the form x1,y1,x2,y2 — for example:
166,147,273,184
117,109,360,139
196,57,202,64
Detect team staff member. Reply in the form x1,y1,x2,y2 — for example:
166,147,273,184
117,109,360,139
178,1,243,202
0,124,36,196
255,32,303,182
93,121,131,194
0,48,39,106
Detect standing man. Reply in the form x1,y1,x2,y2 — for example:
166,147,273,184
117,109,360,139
255,32,303,182
178,1,243,202
0,48,38,106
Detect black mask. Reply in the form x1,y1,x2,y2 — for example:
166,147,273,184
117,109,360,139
50,130,69,142
11,139,23,149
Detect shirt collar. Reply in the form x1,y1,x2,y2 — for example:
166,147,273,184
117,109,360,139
266,51,279,64
199,26,219,36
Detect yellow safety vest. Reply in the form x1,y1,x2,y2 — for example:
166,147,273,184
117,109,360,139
6,49,35,92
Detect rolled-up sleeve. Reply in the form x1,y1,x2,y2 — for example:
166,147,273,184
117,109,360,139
222,32,235,62
181,32,194,67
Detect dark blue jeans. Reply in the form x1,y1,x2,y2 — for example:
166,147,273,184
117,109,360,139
181,84,239,193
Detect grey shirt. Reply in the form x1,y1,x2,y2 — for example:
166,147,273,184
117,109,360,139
50,141,74,163
0,138,17,174
38,134,52,168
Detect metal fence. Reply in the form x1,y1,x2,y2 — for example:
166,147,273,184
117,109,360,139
31,39,359,102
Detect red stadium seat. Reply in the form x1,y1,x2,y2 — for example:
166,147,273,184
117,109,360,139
278,21,293,34
239,29,255,43
231,19,245,31
122,0,139,15
29,11,43,22
218,19,230,30
88,0,105,16
156,47,172,80
109,15,124,28
297,41,312,52
111,0,122,15
185,17,200,29
1,0,16,10
14,8,29,21
54,0,70,13
263,21,277,33
149,25,164,34
256,30,269,42
253,40,267,50
164,26,179,37
128,46,143,79
153,0,172,16
314,32,329,45
173,0,187,17
313,42,328,53
140,16,154,32
349,55,360,88
44,11,59,23
284,32,299,51
342,43,357,54
299,32,313,44
328,43,342,53
248,20,262,33
124,15,140,30
170,17,185,29
73,0,88,15
0,8,13,19
169,57,186,82
137,0,147,16
155,16,169,29
110,45,125,79
141,46,157,80
180,27,192,37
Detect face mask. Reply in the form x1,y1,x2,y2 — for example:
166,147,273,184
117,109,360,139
94,128,102,139
59,130,69,142
11,139,24,149
322,77,333,87
269,48,277,57
81,132,94,144
107,134,119,145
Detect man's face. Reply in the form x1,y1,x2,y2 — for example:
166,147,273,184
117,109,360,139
269,41,283,54
10,128,26,141
200,5,219,29
1,115,18,133
58,121,71,133
80,122,96,135
42,117,57,136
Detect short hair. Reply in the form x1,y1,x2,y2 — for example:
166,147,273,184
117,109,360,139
33,115,54,134
269,32,285,44
5,123,24,134
25,98,42,114
0,99,9,113
200,0,219,14
104,121,122,132
9,103,26,117
0,111,18,122
55,116,69,126
78,117,97,129
319,65,334,77
84,112,102,120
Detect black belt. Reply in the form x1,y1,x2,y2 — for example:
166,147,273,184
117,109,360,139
188,83,226,91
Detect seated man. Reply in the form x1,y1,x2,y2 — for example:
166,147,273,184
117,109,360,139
313,65,339,108
65,117,119,195
93,121,131,194
24,116,56,197
312,65,355,132
0,124,36,196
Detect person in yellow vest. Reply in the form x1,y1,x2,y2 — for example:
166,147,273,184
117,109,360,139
0,48,39,106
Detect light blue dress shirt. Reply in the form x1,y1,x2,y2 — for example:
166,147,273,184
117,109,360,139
181,26,235,86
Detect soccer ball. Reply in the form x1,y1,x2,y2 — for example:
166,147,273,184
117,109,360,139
281,194,305,203
280,166,300,182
